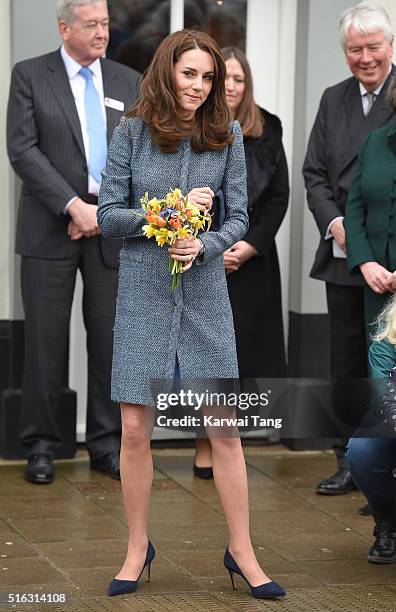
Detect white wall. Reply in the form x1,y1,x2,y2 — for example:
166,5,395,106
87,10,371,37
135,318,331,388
384,1,396,57
246,0,297,336
300,0,351,314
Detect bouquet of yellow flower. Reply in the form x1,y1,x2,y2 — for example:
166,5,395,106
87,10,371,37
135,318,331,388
136,188,212,290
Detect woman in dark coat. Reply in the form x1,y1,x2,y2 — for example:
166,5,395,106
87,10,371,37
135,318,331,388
193,47,289,476
223,47,289,379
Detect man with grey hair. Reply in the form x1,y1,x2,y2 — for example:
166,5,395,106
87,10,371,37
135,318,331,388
7,0,140,483
303,2,395,499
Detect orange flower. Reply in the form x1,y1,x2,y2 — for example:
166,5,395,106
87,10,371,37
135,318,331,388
170,217,182,229
146,212,166,227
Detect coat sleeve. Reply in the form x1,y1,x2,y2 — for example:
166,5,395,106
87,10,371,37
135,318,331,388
368,338,396,417
6,61,77,215
244,143,289,255
97,117,146,239
369,338,396,380
302,89,342,236
344,132,376,273
196,121,249,265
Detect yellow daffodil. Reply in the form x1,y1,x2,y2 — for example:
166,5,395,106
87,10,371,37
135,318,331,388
135,188,212,289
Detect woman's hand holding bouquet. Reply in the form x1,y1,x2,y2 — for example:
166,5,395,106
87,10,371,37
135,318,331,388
135,188,213,289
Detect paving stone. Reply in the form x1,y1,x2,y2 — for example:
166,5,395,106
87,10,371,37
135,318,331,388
249,509,347,536
0,534,38,559
0,445,395,611
0,475,83,501
255,531,372,561
0,557,67,587
325,511,374,539
0,496,104,520
36,540,129,570
296,558,396,585
246,453,336,489
8,515,127,543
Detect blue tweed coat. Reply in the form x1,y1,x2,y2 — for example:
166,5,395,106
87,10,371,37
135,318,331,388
98,116,249,405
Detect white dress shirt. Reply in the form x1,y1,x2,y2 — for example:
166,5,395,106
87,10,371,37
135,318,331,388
359,80,386,115
61,45,107,208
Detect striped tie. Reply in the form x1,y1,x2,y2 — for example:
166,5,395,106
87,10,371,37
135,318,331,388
365,92,376,116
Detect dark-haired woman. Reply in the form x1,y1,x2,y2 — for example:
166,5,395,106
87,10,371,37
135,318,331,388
195,47,289,476
98,30,285,600
224,47,289,378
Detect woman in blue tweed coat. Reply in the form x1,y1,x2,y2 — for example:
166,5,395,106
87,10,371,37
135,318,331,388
98,30,285,600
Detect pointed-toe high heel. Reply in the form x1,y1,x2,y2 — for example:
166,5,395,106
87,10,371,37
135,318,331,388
107,541,155,597
224,548,286,599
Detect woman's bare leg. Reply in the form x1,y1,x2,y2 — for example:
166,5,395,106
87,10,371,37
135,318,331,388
195,437,212,467
115,403,154,580
209,431,270,586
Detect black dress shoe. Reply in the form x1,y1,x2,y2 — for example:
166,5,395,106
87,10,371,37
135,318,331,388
25,454,54,484
90,452,120,480
358,502,373,516
368,500,396,563
316,468,358,495
368,525,396,563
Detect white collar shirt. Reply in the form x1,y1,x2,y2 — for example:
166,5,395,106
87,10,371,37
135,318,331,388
359,66,391,115
61,45,107,196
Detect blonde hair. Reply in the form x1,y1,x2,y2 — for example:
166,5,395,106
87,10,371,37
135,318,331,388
372,294,396,344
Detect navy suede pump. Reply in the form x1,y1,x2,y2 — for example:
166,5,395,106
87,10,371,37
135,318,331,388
224,548,286,599
107,541,155,597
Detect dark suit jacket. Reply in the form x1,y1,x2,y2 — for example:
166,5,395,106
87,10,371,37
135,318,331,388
345,123,396,274
303,67,396,286
7,49,140,268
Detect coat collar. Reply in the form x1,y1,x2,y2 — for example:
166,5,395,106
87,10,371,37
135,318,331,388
386,122,396,138
46,49,120,152
341,64,396,172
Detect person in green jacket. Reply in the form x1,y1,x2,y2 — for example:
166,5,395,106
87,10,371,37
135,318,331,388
345,76,396,331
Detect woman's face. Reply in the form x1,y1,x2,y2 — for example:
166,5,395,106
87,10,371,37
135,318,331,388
173,48,214,117
225,57,245,115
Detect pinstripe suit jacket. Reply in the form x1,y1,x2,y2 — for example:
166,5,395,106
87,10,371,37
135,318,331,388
7,49,140,268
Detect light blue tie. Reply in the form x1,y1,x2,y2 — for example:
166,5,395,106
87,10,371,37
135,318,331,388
79,66,107,183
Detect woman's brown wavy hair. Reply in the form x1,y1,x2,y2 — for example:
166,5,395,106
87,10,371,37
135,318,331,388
126,29,233,152
222,47,264,138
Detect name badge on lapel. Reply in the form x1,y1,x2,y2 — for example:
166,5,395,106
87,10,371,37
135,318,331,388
104,97,125,112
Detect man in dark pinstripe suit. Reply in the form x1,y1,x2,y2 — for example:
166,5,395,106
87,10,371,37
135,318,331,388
6,0,140,483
